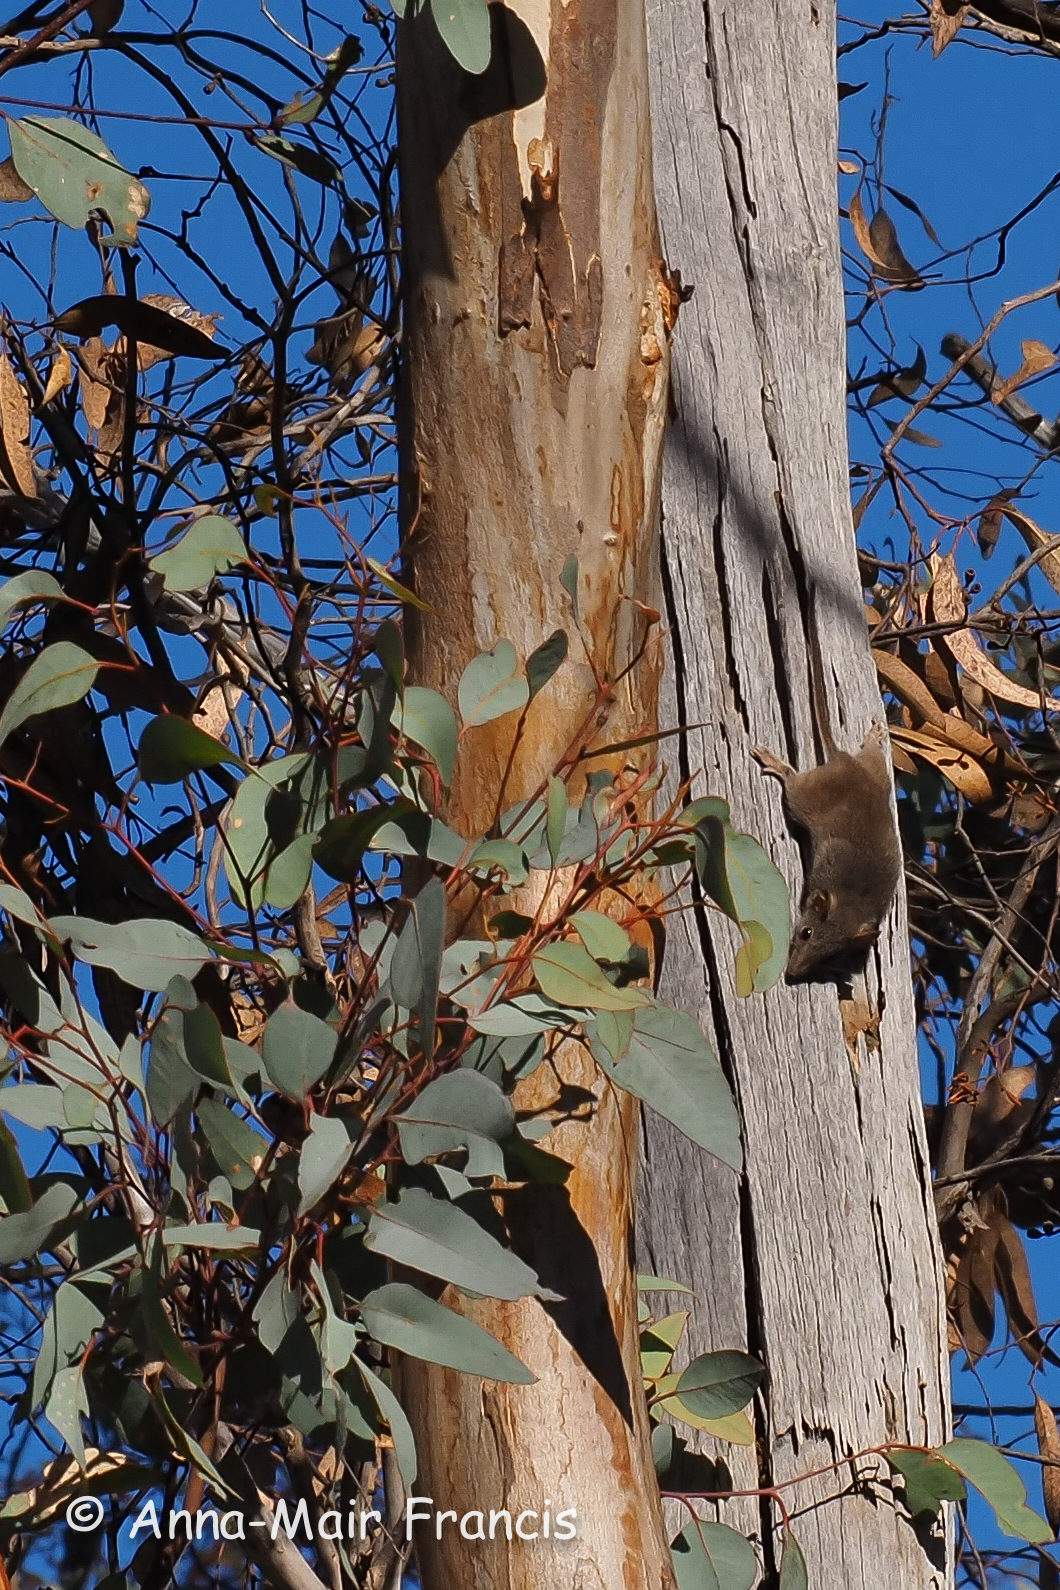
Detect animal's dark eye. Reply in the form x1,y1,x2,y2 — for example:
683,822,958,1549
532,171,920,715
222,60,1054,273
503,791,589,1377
799,927,812,941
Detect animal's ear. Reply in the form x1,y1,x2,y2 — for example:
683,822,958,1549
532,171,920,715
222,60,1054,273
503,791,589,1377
807,889,832,917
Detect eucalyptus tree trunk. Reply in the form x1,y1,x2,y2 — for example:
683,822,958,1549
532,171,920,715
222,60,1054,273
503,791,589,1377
638,3,952,1588
395,2,675,1586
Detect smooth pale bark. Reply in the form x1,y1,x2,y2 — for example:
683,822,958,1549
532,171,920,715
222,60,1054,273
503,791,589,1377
638,3,952,1588
396,2,675,1586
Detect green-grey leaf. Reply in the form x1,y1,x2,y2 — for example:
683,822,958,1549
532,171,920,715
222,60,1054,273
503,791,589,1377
262,1003,337,1098
0,642,98,748
0,570,63,628
350,1357,418,1486
723,829,788,993
939,1437,1052,1543
887,1447,966,1519
390,878,446,1057
365,1187,561,1301
532,940,650,1012
778,1531,808,1590
162,1222,261,1250
587,1004,742,1171
546,776,567,867
45,1364,89,1466
183,1003,234,1090
0,1084,71,1131
149,516,247,593
429,0,491,72
0,1181,77,1264
393,687,459,786
147,1007,199,1125
671,1520,757,1590
571,909,630,962
526,630,568,699
0,882,42,928
138,715,243,783
467,838,529,886
297,1114,353,1215
49,915,212,991
264,833,315,910
457,639,528,728
9,116,149,245
360,1281,533,1383
395,1070,515,1179
674,1350,765,1419
197,1099,267,1191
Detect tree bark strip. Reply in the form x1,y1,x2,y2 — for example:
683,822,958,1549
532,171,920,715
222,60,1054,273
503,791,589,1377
639,2,952,1585
396,2,675,1585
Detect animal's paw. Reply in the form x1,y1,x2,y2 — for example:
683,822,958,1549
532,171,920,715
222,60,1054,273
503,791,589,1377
752,745,791,780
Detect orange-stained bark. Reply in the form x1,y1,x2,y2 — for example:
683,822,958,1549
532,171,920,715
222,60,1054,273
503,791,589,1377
395,0,675,1585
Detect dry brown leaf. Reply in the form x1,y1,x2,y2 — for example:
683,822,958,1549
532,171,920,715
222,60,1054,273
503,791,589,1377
54,295,222,361
869,207,924,288
0,351,36,498
999,502,1060,602
978,489,1017,559
993,339,1058,406
838,158,860,175
875,645,1021,767
128,293,221,371
0,155,33,203
1035,1394,1060,1537
41,345,73,406
77,339,114,433
930,551,1043,709
889,726,995,803
929,551,966,625
994,1213,1050,1366
849,184,892,270
930,0,970,55
953,1220,999,1364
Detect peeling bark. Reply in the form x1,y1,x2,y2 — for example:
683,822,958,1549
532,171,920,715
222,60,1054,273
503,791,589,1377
396,1,675,1585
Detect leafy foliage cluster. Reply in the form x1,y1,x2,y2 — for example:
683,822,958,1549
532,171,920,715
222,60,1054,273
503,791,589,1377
0,8,802,1590
840,8,1060,1584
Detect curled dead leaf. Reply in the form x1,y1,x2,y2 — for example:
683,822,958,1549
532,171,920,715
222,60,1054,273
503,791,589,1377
889,725,995,803
0,155,33,203
977,490,1017,559
869,207,924,289
53,295,223,360
1035,1393,1060,1537
930,551,1044,709
999,502,1060,602
930,0,970,55
88,0,124,32
993,339,1058,406
0,351,36,498
41,345,73,406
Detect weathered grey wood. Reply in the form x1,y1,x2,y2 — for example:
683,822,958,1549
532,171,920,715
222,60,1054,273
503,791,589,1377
640,3,952,1586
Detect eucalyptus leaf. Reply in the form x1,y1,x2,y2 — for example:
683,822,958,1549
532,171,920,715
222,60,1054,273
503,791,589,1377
262,1003,338,1098
0,569,63,628
671,1520,757,1590
395,1070,515,1178
10,116,149,244
393,687,458,786
49,915,213,991
458,640,528,727
365,1187,561,1301
297,1114,353,1215
360,1282,533,1382
587,1005,742,1171
138,716,242,783
429,0,491,72
0,643,98,748
149,516,247,592
526,630,568,699
0,1181,78,1264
